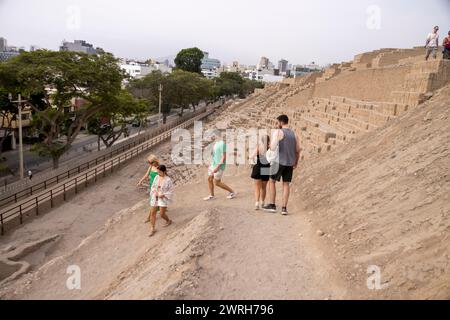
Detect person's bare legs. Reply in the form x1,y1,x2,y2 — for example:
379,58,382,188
261,181,268,204
254,180,262,203
160,207,172,227
215,179,234,194
282,182,290,208
144,208,152,223
208,175,215,197
268,179,276,204
149,207,158,237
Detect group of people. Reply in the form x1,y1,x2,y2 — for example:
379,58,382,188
137,114,301,236
425,26,450,60
137,155,174,237
203,115,300,215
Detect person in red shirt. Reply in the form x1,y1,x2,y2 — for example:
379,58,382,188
443,30,450,60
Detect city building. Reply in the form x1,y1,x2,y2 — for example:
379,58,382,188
0,37,21,61
120,60,143,78
278,59,289,73
60,40,97,55
291,62,323,78
145,62,172,74
0,37,7,52
258,56,270,69
201,52,221,78
120,59,172,80
0,105,33,151
201,52,221,70
227,61,249,74
0,51,20,62
202,69,219,79
246,69,284,83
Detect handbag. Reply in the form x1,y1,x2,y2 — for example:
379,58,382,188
266,145,279,164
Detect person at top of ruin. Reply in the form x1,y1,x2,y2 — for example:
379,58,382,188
148,165,173,237
203,129,236,201
425,26,439,60
443,30,450,60
263,115,301,216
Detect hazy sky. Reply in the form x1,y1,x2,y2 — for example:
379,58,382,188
0,0,449,65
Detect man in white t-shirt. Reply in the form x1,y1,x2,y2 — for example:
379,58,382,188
425,26,439,61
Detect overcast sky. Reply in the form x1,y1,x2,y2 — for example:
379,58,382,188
1,0,449,65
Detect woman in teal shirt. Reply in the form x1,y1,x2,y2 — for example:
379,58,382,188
137,154,160,222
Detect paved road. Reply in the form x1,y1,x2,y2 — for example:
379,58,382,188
1,111,181,179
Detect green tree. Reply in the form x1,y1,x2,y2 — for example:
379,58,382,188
213,72,264,98
174,48,204,74
0,89,17,155
0,50,126,168
167,70,213,116
87,90,148,150
241,79,265,98
128,70,171,124
215,72,243,97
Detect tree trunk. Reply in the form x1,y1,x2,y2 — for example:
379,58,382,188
52,157,59,169
163,114,167,124
97,136,101,151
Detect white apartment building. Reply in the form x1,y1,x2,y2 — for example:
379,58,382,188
246,69,284,83
120,60,172,79
120,61,143,78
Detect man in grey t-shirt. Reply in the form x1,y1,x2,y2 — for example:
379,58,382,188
263,115,301,215
425,26,440,60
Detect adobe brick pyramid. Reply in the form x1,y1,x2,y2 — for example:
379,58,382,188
222,47,449,160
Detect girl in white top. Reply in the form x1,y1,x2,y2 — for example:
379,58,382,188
149,165,173,237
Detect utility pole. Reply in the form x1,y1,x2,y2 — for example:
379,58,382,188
158,84,163,126
9,93,26,179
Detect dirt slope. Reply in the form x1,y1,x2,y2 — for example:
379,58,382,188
295,85,450,299
0,85,448,300
0,166,346,300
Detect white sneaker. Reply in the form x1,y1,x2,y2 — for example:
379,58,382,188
227,192,236,199
255,202,260,210
203,195,215,201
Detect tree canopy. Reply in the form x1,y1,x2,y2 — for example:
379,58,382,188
128,69,264,121
0,50,130,168
174,47,204,74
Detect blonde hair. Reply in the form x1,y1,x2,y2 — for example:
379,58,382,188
147,154,159,166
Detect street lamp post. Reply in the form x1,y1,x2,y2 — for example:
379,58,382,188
9,93,26,180
158,84,163,126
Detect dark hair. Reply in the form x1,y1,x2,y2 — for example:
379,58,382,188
277,115,289,124
157,165,167,173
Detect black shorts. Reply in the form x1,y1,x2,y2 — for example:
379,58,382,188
271,165,294,183
251,164,271,182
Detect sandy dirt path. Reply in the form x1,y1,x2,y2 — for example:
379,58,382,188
0,165,347,300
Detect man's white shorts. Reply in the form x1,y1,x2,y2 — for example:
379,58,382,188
208,166,225,180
